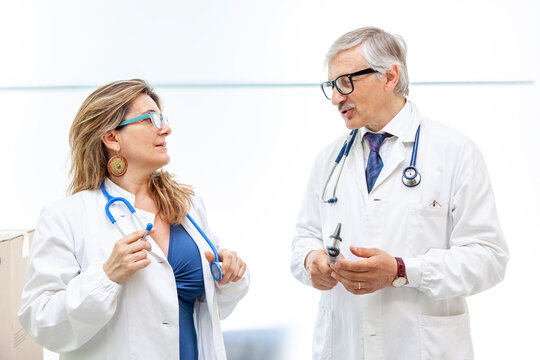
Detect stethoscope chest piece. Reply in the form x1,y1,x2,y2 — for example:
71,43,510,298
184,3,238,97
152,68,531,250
401,124,422,188
402,166,421,187
210,262,222,282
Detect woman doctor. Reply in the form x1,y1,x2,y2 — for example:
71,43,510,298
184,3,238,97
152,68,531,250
18,79,249,360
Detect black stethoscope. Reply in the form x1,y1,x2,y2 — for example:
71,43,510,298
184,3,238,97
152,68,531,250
322,124,421,203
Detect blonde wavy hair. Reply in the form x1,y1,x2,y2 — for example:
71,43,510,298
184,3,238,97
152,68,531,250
68,79,194,225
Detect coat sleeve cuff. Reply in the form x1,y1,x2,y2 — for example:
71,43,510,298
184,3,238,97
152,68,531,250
291,239,322,285
403,257,423,288
65,263,123,309
94,264,123,295
300,248,316,282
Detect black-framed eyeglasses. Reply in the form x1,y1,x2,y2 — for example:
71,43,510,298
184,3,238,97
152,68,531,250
320,68,378,100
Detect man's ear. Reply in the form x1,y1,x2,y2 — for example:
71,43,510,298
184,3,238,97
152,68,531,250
101,130,121,153
383,64,400,93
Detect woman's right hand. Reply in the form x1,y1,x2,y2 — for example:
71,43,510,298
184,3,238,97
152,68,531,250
103,229,153,284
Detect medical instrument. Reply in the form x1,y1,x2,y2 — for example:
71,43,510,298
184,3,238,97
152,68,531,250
186,214,222,282
101,184,152,238
100,184,223,282
322,124,421,203
327,223,342,265
401,125,421,187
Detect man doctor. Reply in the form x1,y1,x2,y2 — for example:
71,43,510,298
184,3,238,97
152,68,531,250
290,27,509,359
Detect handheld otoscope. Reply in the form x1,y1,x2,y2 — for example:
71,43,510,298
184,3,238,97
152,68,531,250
327,223,342,265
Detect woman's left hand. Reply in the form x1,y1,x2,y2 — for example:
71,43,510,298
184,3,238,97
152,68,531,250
205,249,246,285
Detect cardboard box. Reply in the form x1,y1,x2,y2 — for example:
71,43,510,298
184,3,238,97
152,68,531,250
0,230,43,360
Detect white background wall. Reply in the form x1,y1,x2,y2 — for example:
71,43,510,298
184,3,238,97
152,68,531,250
1,0,538,359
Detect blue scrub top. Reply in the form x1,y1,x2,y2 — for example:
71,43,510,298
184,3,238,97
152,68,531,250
168,224,205,360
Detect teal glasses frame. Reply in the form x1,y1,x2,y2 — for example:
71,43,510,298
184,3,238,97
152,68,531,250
118,112,169,129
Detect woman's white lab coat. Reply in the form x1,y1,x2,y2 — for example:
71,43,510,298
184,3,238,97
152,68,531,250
291,102,508,360
19,178,249,360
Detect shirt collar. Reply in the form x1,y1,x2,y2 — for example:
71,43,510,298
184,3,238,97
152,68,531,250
103,177,136,203
102,178,157,219
359,100,420,143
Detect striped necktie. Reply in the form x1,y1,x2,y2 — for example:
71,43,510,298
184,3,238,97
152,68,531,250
364,132,392,193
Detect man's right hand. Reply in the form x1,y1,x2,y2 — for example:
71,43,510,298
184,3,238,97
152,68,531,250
305,249,338,290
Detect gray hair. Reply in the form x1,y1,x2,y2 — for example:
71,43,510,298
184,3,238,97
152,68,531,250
325,27,409,97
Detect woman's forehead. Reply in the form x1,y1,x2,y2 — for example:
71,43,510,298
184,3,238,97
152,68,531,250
126,94,160,117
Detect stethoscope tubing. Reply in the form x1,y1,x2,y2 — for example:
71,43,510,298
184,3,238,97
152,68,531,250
186,214,222,282
322,129,358,203
100,183,223,281
101,183,145,237
402,125,422,187
322,124,421,202
186,214,220,262
410,125,420,167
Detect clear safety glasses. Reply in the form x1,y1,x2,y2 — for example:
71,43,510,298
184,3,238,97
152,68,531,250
320,68,377,100
118,112,170,129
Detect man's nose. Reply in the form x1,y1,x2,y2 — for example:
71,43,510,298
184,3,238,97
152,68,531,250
331,88,347,106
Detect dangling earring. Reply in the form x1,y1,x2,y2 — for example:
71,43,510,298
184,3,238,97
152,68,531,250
107,155,128,177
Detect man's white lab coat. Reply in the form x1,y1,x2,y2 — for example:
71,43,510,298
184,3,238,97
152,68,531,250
19,178,249,359
291,102,508,360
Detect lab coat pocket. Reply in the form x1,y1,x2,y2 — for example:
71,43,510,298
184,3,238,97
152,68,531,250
420,312,474,360
407,203,449,256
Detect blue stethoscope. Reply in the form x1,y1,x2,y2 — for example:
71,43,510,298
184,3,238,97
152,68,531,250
322,124,421,203
100,183,222,281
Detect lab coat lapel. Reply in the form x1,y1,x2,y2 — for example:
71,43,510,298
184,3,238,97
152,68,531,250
147,236,167,262
370,139,406,193
347,143,368,195
370,100,420,193
111,203,168,262
109,202,137,237
181,215,213,266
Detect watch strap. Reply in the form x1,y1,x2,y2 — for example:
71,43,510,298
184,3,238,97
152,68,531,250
395,257,406,277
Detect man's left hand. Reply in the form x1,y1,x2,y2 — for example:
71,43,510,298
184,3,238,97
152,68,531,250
331,246,397,295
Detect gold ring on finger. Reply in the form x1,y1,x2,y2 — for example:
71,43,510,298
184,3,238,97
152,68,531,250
358,281,362,290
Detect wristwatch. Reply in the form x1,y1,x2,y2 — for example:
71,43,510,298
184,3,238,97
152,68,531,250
392,257,408,288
